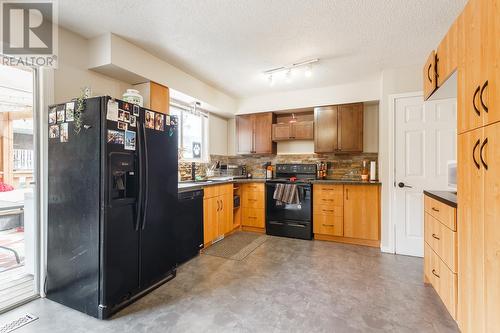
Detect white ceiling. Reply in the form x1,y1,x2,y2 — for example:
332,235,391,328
58,0,467,99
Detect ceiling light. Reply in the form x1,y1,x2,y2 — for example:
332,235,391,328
285,70,292,84
305,64,312,77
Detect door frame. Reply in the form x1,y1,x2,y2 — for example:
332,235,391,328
385,91,424,254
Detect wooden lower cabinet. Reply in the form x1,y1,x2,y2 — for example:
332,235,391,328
240,183,265,232
343,185,380,242
313,184,380,247
203,184,234,246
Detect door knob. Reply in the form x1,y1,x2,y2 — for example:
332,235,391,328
398,182,413,189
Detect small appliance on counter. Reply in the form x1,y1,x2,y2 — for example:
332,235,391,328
218,164,247,179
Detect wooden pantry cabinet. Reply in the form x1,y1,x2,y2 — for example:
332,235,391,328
203,184,234,246
240,183,265,232
313,103,363,153
313,184,380,247
134,81,170,114
236,113,276,154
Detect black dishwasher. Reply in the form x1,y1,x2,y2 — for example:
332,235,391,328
175,189,204,265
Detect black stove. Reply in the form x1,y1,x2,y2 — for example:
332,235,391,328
265,164,316,240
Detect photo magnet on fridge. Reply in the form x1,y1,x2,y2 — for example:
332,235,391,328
155,113,164,131
133,104,140,116
65,102,75,121
118,121,128,130
107,130,125,144
130,115,137,127
56,106,65,123
123,111,131,123
60,123,69,143
124,130,136,151
107,100,119,121
122,102,130,111
118,109,125,121
145,111,155,129
49,125,60,138
49,107,57,125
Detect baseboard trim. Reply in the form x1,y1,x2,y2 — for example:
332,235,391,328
314,234,380,248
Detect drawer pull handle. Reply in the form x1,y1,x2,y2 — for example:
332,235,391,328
321,199,334,201
322,209,334,213
248,216,257,219
431,207,440,212
432,269,440,279
432,233,440,240
322,224,335,227
248,199,257,201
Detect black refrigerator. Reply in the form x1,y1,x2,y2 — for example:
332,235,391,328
46,96,178,319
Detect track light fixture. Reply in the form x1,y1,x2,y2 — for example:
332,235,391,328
263,58,318,86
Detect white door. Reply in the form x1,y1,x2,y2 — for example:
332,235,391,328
394,96,456,257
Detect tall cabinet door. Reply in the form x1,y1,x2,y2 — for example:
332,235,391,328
253,113,275,154
458,0,488,134
338,103,363,152
314,106,338,153
457,128,485,333
483,122,500,332
236,115,254,154
343,185,380,241
484,0,500,127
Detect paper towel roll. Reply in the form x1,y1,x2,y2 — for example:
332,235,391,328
370,161,377,181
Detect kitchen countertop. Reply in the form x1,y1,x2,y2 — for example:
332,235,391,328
424,190,457,208
178,178,380,193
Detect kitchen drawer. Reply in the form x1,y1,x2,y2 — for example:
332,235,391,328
203,185,220,199
241,191,264,209
314,185,344,206
424,243,457,319
313,205,343,217
424,195,456,231
313,214,343,236
424,212,457,272
242,207,265,228
243,183,264,192
218,184,233,195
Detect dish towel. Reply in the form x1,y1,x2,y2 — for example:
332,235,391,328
273,183,300,205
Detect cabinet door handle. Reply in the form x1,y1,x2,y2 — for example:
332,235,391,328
480,138,488,170
432,233,440,240
431,207,440,212
473,86,481,116
427,63,433,82
322,224,335,227
221,199,223,211
473,139,481,170
345,189,349,200
432,269,440,279
480,80,488,113
218,200,221,212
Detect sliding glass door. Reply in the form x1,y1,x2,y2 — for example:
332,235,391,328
0,61,39,312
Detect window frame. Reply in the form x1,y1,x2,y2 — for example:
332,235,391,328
170,101,209,163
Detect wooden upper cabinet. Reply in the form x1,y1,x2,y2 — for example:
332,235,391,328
272,121,314,141
437,19,459,87
272,123,292,141
253,113,275,154
236,114,254,154
343,185,380,241
458,0,489,134
423,50,438,100
292,121,314,140
338,103,363,152
134,81,169,114
314,106,338,153
484,0,500,128
236,113,276,154
314,103,363,153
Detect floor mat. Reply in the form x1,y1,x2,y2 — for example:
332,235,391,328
203,232,268,261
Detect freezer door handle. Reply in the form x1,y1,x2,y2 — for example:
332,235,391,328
141,122,149,230
135,123,144,231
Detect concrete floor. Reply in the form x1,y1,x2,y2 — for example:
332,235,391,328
0,236,458,333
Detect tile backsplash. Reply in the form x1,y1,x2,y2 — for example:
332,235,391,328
179,153,378,181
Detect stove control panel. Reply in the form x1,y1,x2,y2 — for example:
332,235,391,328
275,164,317,175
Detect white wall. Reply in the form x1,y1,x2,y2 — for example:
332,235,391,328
55,29,131,103
89,33,238,117
379,65,423,253
237,75,380,114
209,114,228,155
